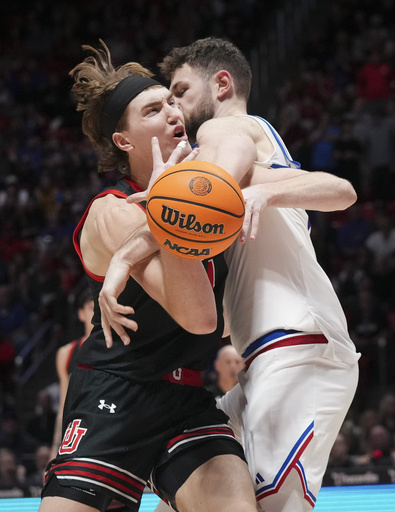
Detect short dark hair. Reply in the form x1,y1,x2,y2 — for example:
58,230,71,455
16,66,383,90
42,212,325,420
159,37,252,100
76,287,93,310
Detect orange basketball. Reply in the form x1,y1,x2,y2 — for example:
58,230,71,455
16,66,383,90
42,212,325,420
146,160,245,259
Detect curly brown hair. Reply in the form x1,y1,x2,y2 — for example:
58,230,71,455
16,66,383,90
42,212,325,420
70,40,155,175
159,37,252,101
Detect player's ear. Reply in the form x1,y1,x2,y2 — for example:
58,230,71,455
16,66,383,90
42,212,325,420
112,132,134,152
77,308,84,323
215,70,232,99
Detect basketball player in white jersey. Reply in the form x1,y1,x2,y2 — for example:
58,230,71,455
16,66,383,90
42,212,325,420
100,38,359,512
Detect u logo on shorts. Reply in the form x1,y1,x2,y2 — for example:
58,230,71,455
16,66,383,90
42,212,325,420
59,419,87,454
172,368,182,381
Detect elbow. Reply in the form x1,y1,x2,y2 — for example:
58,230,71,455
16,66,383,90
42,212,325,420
346,182,358,208
339,179,358,210
181,314,218,335
197,315,218,335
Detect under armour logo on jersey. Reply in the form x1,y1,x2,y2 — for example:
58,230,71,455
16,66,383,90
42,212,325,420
98,400,117,413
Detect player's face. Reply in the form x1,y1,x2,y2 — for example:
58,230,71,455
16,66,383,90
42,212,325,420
170,64,215,144
125,86,188,161
214,347,244,390
78,300,94,324
217,349,244,379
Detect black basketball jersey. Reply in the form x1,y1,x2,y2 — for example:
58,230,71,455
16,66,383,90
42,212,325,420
72,177,228,381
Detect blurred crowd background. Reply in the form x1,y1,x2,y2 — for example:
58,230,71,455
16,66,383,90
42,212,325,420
1,0,395,498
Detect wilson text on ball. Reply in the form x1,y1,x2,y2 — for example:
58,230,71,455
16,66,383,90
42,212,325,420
161,206,225,234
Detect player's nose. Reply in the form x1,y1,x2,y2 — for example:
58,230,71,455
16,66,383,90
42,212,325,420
165,104,181,123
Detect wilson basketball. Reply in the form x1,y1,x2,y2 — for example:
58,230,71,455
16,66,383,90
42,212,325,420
146,160,245,259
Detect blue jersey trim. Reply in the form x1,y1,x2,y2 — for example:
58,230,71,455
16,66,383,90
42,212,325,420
242,329,301,358
251,115,301,169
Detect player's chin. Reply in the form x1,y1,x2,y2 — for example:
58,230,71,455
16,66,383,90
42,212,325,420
159,143,176,160
174,134,188,143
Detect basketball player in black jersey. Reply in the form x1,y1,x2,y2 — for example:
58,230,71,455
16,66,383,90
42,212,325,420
39,41,256,512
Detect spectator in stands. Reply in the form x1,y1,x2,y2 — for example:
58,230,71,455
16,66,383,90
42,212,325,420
356,47,394,105
339,411,364,456
0,447,30,498
0,410,37,462
0,218,32,265
365,210,395,266
276,101,309,166
355,106,395,200
355,408,381,454
308,111,340,172
378,392,395,441
364,209,395,304
335,203,373,258
333,117,364,195
25,444,51,497
0,284,31,355
25,389,56,447
35,173,62,217
0,327,15,411
354,424,395,467
326,431,357,469
384,311,395,387
205,344,245,401
349,284,387,394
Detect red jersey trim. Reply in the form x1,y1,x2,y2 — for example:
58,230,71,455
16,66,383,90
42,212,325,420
72,180,146,282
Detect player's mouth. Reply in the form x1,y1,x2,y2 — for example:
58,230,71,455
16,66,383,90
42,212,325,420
173,125,187,141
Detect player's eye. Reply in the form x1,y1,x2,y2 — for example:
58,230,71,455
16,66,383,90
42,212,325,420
146,107,159,116
175,88,187,98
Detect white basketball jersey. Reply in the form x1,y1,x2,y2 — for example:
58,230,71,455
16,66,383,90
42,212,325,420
224,115,359,364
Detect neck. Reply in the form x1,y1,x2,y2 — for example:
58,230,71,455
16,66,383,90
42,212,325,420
128,155,151,190
214,97,247,118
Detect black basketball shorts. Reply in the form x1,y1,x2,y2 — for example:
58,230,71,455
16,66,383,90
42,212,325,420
42,367,245,511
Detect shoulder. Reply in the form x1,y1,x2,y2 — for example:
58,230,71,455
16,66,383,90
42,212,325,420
88,193,142,219
197,115,272,153
83,194,146,254
196,116,259,157
57,341,74,359
56,341,75,371
198,115,259,136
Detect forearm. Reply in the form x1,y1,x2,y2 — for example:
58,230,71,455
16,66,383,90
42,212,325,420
100,218,217,342
251,169,357,212
113,223,159,268
139,249,217,334
110,224,218,334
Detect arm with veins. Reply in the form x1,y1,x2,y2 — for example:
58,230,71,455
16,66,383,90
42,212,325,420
241,166,357,241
